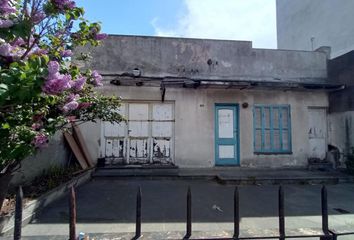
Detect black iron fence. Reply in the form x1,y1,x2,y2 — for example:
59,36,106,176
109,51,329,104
12,185,354,240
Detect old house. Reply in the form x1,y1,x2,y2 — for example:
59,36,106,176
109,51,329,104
9,1,354,186
75,35,343,168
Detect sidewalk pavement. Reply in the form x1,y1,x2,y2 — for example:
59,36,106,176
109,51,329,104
93,167,354,184
2,178,354,239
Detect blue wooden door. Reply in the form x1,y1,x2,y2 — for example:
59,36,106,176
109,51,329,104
215,104,239,166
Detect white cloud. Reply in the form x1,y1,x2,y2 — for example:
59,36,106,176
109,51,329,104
151,0,276,49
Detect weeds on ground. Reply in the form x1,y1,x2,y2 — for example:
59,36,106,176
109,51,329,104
1,165,81,216
23,165,81,198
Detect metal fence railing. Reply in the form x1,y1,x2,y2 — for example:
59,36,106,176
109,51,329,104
12,185,354,240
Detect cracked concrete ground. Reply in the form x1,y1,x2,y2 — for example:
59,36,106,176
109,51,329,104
2,179,354,239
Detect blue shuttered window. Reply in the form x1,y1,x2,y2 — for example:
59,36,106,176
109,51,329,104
253,105,292,154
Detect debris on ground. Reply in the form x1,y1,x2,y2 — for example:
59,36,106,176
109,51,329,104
212,204,223,212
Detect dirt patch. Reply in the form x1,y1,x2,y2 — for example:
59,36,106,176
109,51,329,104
0,198,31,216
1,166,81,217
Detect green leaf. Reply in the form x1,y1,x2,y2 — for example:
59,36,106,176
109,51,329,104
12,20,32,38
2,123,10,129
0,83,8,96
0,83,8,91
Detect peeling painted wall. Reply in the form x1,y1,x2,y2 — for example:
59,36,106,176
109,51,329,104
101,102,174,165
81,85,328,168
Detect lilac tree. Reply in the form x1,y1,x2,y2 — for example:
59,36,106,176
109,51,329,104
0,0,123,208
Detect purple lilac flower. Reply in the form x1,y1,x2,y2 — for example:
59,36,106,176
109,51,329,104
29,36,35,45
66,93,79,102
78,102,92,109
72,76,86,91
94,33,108,41
31,123,42,130
32,11,46,24
65,1,75,9
31,48,48,56
0,43,12,56
0,42,26,59
43,74,72,95
91,70,103,86
60,49,72,57
12,37,25,47
63,100,79,112
11,47,26,59
32,133,48,148
32,114,44,122
52,0,76,11
0,0,17,15
47,60,59,75
0,19,13,28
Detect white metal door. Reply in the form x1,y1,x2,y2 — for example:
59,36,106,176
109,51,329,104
102,105,126,165
308,108,327,160
152,103,173,163
128,103,150,164
101,102,174,165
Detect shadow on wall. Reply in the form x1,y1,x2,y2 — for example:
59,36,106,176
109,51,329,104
328,111,354,166
10,132,69,187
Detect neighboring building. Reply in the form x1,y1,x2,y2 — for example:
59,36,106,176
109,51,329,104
277,0,354,59
277,0,354,165
75,35,342,168
327,51,354,159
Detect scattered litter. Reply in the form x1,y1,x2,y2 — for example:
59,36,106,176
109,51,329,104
78,232,90,240
212,204,223,212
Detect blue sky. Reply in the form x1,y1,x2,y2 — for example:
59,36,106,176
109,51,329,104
76,0,276,49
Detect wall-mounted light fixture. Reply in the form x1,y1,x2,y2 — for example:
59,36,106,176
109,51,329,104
132,68,141,77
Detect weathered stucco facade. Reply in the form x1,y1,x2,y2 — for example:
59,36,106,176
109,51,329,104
72,35,336,168
79,87,328,168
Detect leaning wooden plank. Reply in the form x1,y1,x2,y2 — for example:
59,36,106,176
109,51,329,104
63,132,88,169
72,123,95,167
